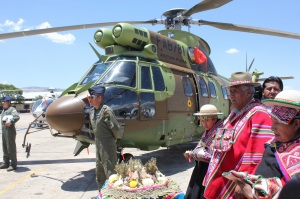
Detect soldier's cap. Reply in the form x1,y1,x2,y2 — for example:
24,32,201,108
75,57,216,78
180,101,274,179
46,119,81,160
2,96,12,102
88,85,106,95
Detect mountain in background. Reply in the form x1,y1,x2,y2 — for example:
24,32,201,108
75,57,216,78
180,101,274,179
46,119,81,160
20,86,65,92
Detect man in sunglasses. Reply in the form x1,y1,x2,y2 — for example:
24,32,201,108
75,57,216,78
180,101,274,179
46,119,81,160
88,85,121,191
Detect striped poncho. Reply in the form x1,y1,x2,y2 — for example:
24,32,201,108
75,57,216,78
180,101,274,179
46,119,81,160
203,99,274,199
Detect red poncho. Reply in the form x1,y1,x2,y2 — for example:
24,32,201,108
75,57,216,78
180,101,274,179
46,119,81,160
204,99,274,199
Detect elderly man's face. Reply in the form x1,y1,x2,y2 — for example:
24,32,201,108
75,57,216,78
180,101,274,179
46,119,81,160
229,85,251,110
263,81,282,99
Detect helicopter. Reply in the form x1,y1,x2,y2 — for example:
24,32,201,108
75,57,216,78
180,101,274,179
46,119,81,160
30,87,61,124
1,0,300,157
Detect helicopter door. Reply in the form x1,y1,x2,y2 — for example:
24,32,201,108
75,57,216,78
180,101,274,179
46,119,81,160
167,70,197,114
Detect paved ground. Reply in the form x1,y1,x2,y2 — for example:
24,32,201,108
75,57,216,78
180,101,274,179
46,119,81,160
0,113,196,199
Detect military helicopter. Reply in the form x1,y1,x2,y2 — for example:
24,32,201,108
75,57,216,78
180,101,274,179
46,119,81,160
1,0,300,157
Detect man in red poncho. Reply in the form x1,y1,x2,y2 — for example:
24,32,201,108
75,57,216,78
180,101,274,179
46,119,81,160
203,72,274,199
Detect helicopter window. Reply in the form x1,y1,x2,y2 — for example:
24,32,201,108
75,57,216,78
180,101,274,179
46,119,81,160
221,86,229,100
152,66,165,91
199,79,208,97
100,61,136,87
104,87,138,120
80,62,112,85
141,66,152,90
182,76,193,97
140,92,155,118
208,81,217,98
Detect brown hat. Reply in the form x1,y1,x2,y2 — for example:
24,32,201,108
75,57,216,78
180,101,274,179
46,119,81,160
226,72,260,87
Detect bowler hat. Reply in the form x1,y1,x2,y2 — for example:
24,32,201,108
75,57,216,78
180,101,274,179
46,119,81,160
226,72,260,87
2,96,12,102
88,85,106,95
193,104,223,117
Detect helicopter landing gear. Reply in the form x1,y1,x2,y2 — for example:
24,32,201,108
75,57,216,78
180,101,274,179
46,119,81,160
117,147,134,163
25,142,31,158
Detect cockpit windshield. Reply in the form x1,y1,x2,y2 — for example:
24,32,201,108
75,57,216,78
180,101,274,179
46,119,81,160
80,61,112,85
99,61,136,87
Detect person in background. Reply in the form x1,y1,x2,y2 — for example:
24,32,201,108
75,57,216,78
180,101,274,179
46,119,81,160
88,85,121,191
0,96,20,171
203,72,274,199
232,90,300,199
184,104,223,199
262,76,283,100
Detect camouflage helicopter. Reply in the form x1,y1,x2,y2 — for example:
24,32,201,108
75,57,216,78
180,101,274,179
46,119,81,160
1,0,300,157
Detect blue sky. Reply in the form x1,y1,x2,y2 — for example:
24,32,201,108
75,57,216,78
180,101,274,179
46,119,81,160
1,0,300,91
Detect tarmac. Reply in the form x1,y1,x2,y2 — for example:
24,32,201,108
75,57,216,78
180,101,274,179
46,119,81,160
0,113,196,199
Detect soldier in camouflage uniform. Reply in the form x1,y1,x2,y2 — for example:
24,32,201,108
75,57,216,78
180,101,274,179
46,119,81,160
88,85,121,190
0,96,20,171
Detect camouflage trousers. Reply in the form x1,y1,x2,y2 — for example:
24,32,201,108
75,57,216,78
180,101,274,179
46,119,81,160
2,128,17,168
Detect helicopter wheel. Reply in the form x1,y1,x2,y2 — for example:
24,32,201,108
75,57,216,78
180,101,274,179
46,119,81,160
25,143,31,158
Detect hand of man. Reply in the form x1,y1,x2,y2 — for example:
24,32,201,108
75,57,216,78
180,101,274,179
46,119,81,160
234,180,254,199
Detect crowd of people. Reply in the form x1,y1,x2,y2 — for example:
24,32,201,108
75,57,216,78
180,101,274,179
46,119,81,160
1,72,299,199
185,72,300,199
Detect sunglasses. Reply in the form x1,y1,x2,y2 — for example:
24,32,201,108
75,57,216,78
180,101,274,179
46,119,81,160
89,95,101,99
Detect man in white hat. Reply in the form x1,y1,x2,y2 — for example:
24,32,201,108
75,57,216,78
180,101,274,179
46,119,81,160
184,104,223,199
203,72,274,199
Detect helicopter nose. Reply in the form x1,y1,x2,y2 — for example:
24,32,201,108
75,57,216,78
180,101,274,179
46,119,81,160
46,96,85,134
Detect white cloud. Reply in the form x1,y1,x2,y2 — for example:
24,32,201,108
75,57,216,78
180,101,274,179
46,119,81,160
36,22,76,44
226,48,239,54
0,19,75,44
0,19,24,32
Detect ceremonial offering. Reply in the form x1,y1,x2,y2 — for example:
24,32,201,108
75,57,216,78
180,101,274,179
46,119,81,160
99,158,184,199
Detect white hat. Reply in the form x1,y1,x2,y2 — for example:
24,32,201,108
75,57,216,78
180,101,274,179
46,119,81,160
193,104,223,117
263,90,300,109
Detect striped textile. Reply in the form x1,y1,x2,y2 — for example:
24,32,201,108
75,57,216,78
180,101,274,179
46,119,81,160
269,136,300,182
203,99,274,199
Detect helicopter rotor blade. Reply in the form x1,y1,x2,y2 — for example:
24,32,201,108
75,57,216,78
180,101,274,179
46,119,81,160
248,58,255,72
197,20,300,40
183,0,233,17
0,20,157,40
257,76,294,82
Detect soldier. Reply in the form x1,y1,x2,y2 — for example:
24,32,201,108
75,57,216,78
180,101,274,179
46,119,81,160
0,96,20,171
88,85,121,190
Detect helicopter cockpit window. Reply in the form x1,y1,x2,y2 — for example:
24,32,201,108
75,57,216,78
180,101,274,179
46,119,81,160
152,66,165,91
208,81,217,98
182,76,193,97
103,87,138,120
100,61,136,87
141,66,152,90
80,61,112,85
199,79,208,97
221,86,229,99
